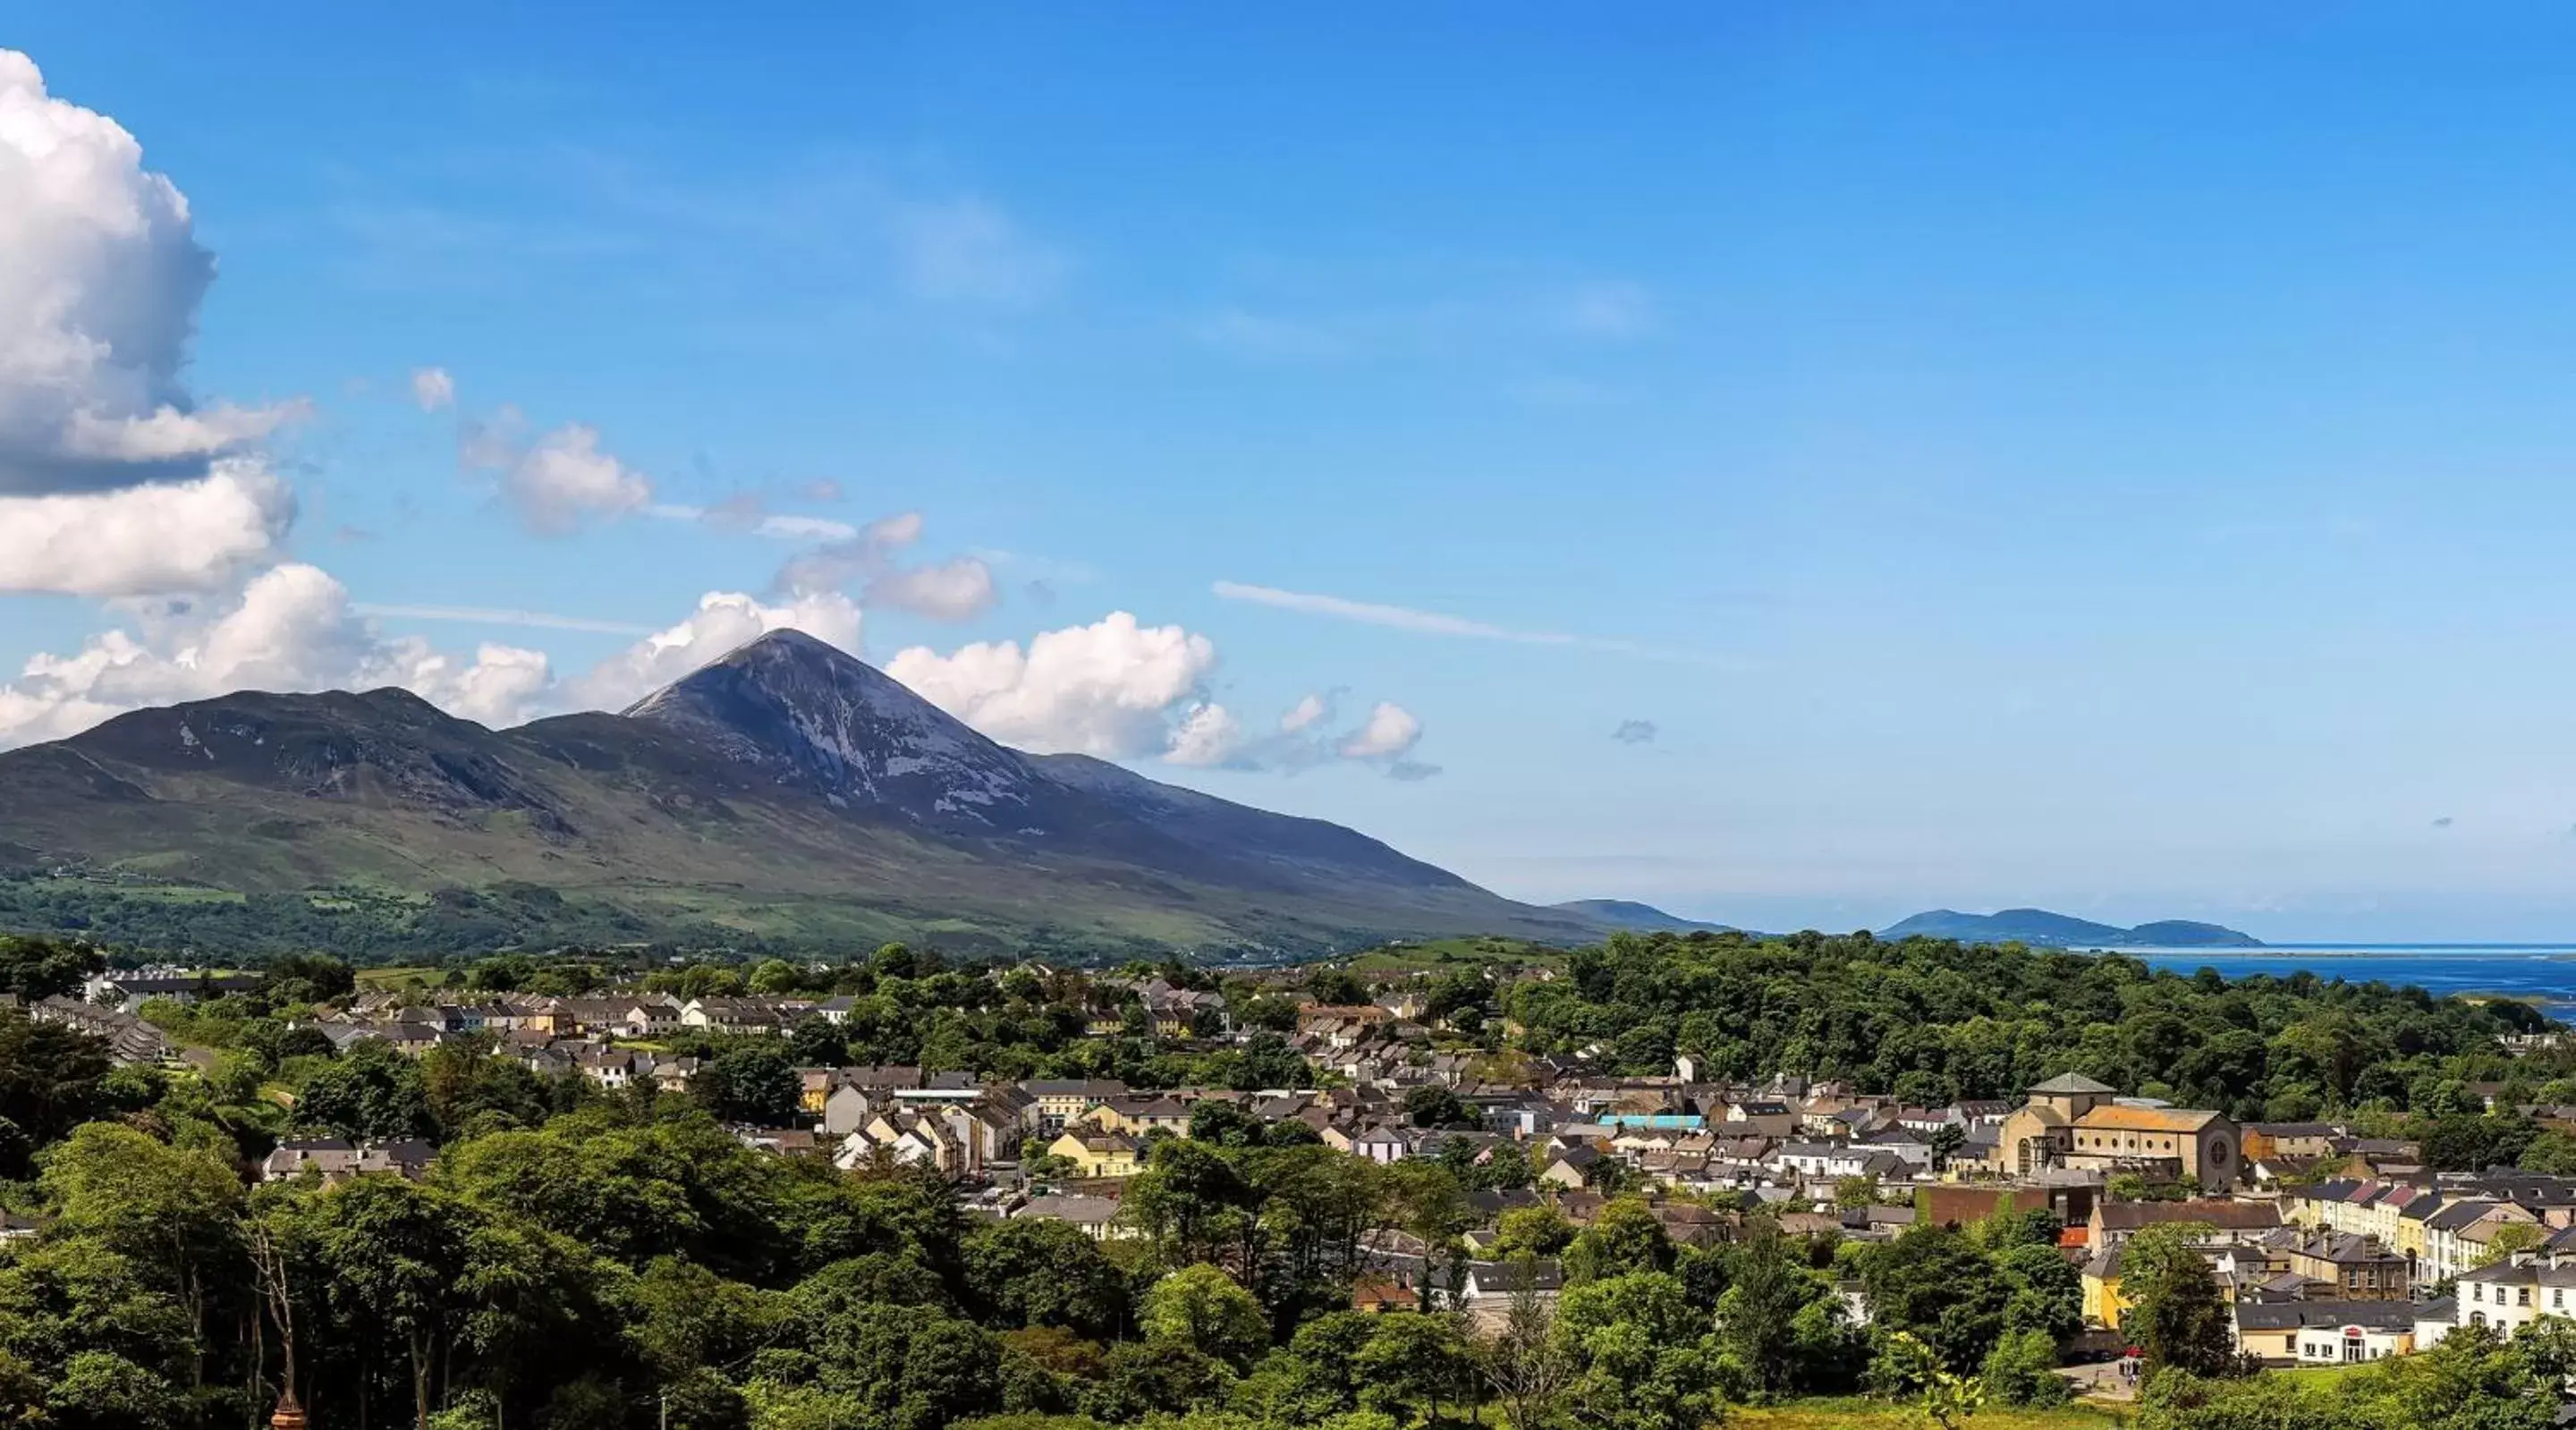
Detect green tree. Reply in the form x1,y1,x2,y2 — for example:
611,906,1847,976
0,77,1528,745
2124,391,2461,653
1141,1265,1271,1371
2120,1223,2237,1381
1564,1196,1675,1283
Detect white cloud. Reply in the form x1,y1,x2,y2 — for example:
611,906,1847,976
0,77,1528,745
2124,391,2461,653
1165,702,1246,767
0,563,555,747
485,422,653,534
0,460,292,596
0,50,302,597
1340,702,1424,759
1161,689,1438,779
0,50,297,496
351,603,656,636
775,510,996,621
1280,693,1329,733
1214,580,1572,644
1213,578,1733,668
647,500,860,543
886,612,1216,758
561,589,862,714
410,367,455,411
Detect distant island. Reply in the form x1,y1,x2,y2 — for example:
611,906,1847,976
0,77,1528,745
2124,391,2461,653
1878,906,2263,949
1553,898,1740,935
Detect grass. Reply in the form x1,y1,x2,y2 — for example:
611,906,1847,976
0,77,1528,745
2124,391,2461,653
1730,1400,2132,1428
2274,1363,2372,1387
354,966,436,989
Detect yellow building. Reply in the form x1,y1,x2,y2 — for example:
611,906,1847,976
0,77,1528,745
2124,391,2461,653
1048,1130,1144,1179
2080,1249,2127,1332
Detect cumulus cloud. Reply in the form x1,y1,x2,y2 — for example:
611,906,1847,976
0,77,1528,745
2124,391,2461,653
410,367,455,411
776,510,996,621
0,50,300,495
1160,690,1437,779
1340,701,1423,759
1165,702,1247,768
2432,816,2455,829
886,612,1216,758
0,563,555,747
0,460,293,596
1613,719,1658,745
0,51,302,595
561,590,862,714
464,421,653,535
1280,693,1330,734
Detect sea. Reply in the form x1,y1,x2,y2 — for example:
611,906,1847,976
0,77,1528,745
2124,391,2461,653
2115,944,2576,1020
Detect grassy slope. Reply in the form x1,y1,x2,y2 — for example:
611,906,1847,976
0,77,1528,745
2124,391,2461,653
0,731,1597,958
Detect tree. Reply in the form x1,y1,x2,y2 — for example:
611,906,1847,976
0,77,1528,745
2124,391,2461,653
1874,1330,1983,1429
2473,1220,2549,1268
1978,1327,2069,1408
1859,1226,2008,1375
2120,1224,2237,1381
1713,1222,1817,1396
298,1178,477,1430
696,1041,802,1127
1140,1265,1271,1371
0,936,104,1001
962,1219,1130,1340
1403,1084,1479,1130
293,1039,434,1142
1352,1312,1475,1426
0,1011,112,1176
1489,1205,1576,1259
1479,1256,1571,1430
1564,1196,1674,1283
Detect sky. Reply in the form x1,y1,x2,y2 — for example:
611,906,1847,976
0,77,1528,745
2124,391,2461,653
14,7,2576,939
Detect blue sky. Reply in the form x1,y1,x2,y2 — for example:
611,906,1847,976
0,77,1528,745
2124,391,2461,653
13,6,2576,937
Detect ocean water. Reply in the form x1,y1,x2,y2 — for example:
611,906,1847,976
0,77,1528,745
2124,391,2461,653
2122,944,2576,1019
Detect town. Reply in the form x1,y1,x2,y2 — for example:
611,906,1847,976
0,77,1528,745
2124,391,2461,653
20,943,2576,1409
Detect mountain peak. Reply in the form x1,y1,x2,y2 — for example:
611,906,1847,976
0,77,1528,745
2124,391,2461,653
623,630,1038,823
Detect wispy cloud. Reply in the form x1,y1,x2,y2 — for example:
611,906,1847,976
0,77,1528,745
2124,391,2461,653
353,603,657,636
648,502,860,543
1212,580,1734,668
1614,719,1658,745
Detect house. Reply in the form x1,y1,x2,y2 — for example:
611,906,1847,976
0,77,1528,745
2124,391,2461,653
0,1210,49,1242
83,969,261,1008
1049,1130,1144,1180
1015,1194,1133,1240
1020,1082,1133,1133
30,995,172,1064
2090,1198,2281,1249
261,1138,436,1184
2268,1229,2411,1300
2422,1200,2539,1288
1450,1259,1564,1328
2233,1301,2415,1366
1538,1145,1600,1189
2453,1252,2576,1336
1082,1096,1191,1138
2243,1122,2341,1162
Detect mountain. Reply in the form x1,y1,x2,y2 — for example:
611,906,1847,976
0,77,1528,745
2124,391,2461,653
0,630,1599,960
1877,907,2261,948
1553,899,1738,935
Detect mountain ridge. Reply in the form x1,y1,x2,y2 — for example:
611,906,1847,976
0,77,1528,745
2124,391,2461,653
1551,898,1739,935
0,631,1595,959
1877,906,2261,948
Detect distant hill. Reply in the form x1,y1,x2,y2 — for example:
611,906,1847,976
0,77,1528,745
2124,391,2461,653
1877,907,2260,949
1554,899,1739,935
0,630,1600,960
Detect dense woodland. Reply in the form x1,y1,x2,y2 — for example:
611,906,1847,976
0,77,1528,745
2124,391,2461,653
4,929,2576,1428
